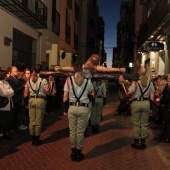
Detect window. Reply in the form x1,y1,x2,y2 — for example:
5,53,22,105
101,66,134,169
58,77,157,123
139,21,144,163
65,9,71,43
52,0,60,35
52,10,60,35
13,29,36,71
75,1,79,21
67,0,72,9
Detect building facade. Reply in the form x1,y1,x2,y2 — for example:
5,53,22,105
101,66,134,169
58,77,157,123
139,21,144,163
0,0,102,71
135,0,170,76
116,1,134,72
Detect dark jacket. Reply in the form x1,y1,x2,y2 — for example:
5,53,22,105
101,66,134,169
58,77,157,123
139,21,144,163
160,84,170,122
7,76,24,104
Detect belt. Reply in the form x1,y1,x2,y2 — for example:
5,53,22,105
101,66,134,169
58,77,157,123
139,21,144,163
30,96,46,100
133,98,149,101
96,96,102,98
70,102,88,107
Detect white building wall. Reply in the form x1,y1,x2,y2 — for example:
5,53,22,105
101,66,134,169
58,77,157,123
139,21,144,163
0,9,40,70
0,0,77,70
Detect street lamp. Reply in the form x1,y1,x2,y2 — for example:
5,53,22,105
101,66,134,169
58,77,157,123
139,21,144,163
129,62,133,73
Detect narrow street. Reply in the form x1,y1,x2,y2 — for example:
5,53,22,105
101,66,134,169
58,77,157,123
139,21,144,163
0,82,170,170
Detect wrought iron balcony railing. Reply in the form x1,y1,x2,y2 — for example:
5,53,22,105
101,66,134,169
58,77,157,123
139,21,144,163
0,0,47,29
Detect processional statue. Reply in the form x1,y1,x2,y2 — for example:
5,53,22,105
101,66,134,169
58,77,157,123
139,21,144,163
40,54,139,81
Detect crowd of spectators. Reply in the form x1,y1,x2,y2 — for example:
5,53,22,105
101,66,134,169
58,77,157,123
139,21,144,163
0,65,64,141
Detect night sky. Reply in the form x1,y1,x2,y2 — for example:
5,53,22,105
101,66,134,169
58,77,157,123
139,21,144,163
97,0,122,67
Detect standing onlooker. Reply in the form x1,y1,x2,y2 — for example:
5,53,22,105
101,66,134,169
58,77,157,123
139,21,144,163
18,70,28,130
0,70,14,139
24,64,49,146
90,78,106,133
23,68,31,126
160,78,170,142
46,76,56,115
127,67,155,149
55,77,65,109
63,61,94,162
6,67,11,78
24,68,31,82
6,66,23,130
117,75,131,116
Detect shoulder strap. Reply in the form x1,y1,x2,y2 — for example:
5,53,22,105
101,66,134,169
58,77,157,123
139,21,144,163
94,82,102,95
137,81,151,98
70,77,88,103
28,78,42,95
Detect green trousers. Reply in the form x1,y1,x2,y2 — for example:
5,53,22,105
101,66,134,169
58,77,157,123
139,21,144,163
131,100,150,139
91,97,103,125
28,98,46,136
68,105,90,150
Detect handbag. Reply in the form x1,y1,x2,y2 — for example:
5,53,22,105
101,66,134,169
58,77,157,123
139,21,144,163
0,95,9,108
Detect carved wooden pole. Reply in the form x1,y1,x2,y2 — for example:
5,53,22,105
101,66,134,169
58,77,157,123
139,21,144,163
121,82,128,95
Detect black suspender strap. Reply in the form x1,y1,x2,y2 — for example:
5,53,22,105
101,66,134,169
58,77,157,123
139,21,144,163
28,79,43,96
94,82,102,96
70,77,88,104
137,81,151,99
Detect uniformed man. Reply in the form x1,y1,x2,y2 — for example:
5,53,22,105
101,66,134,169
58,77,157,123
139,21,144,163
24,64,49,146
63,61,94,162
90,78,107,133
126,67,155,149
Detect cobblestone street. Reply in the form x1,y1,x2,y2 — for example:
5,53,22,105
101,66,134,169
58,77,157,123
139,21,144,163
0,83,170,170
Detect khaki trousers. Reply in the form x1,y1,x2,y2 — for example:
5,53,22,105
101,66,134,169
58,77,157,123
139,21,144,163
68,105,90,150
28,98,46,136
131,100,150,139
91,97,103,125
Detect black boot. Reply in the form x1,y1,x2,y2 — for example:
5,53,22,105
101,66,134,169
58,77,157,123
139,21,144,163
2,126,11,140
140,138,146,149
76,149,84,162
131,139,140,149
84,129,89,138
95,125,99,133
71,148,77,161
92,125,96,133
34,136,42,146
31,135,35,145
88,119,91,126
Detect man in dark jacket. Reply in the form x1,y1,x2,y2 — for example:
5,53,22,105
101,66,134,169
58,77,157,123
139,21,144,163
7,66,23,129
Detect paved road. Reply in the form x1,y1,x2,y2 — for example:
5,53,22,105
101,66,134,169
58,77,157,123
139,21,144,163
0,82,170,170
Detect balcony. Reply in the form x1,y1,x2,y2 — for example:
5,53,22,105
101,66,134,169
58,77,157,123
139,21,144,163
0,0,47,29
137,0,170,49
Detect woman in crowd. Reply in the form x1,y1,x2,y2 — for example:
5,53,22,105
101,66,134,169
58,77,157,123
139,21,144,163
160,77,170,142
0,70,14,140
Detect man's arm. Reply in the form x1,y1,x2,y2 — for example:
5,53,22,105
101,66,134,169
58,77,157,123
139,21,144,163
63,91,69,102
150,93,154,102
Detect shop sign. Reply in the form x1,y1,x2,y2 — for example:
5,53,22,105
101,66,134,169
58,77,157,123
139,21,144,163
144,41,164,51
